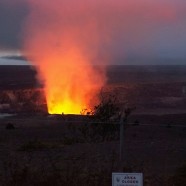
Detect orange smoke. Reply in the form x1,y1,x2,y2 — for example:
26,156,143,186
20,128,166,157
44,52,105,114
22,0,179,114
23,1,107,114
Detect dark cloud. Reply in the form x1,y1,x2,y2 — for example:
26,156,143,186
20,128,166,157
0,0,186,63
0,0,29,50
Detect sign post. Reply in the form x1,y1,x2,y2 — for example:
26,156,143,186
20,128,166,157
119,114,124,161
119,108,132,161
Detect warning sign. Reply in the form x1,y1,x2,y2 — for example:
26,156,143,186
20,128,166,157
112,173,143,186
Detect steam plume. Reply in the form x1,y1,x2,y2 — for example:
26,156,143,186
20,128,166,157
22,0,179,114
23,0,108,114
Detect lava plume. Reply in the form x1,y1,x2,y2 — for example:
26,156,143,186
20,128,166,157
23,0,107,114
22,0,178,114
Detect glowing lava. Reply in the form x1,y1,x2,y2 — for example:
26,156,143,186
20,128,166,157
25,39,106,114
22,0,106,114
43,47,105,114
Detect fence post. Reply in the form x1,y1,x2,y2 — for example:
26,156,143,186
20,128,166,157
119,114,124,161
119,108,132,164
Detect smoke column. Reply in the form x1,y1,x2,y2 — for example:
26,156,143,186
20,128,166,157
22,0,178,114
23,0,109,114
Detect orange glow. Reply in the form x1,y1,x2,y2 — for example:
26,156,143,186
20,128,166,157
22,0,178,114
24,34,106,114
22,1,106,114
42,47,105,114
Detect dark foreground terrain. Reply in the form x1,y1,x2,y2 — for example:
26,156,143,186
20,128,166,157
0,115,185,186
0,65,185,185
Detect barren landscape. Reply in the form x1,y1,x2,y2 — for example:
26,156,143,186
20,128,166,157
0,65,185,186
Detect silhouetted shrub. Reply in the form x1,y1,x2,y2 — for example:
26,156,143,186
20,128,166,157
92,93,120,122
6,123,15,130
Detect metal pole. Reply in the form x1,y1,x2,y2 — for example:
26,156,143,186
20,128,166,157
120,114,124,161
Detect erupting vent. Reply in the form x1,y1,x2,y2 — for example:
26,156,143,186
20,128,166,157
23,1,107,114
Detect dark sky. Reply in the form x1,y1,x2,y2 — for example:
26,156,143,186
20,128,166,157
0,0,29,50
0,0,186,64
